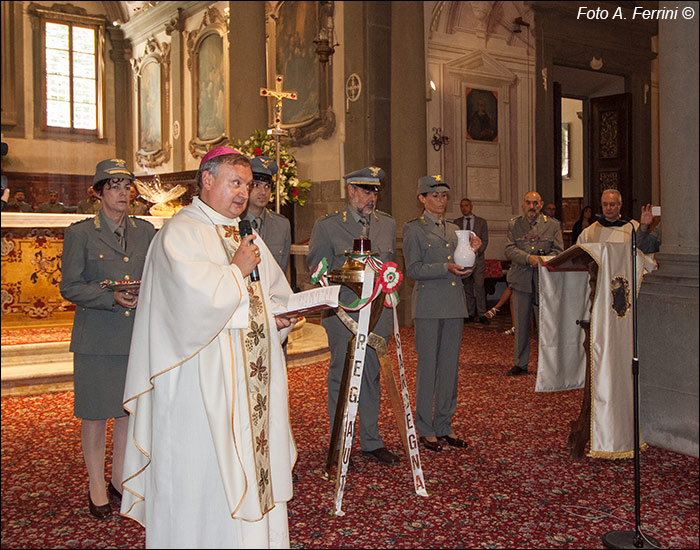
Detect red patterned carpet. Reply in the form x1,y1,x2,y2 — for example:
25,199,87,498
1,326,698,549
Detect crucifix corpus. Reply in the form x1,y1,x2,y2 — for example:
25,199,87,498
260,74,298,213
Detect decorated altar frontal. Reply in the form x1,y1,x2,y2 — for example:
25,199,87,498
1,213,168,328
1,213,328,393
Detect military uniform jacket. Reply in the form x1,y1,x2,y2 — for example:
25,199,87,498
60,209,156,356
245,208,291,271
402,214,468,319
505,213,563,293
308,207,395,318
37,202,69,213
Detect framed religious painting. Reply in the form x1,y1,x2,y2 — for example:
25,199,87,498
265,1,335,145
186,6,229,158
131,38,171,168
466,88,498,142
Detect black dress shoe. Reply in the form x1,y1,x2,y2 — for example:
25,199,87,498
506,366,528,376
440,434,468,448
88,493,112,519
464,316,475,323
478,316,490,325
108,481,122,503
362,447,400,464
419,437,443,452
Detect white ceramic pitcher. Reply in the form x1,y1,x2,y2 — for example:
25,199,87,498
454,230,476,269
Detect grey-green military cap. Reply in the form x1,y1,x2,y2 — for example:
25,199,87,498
344,166,384,192
250,156,278,183
417,174,450,196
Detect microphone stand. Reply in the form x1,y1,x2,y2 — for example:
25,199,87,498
602,222,660,549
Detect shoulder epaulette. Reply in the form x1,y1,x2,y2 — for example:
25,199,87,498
266,208,287,220
70,217,93,228
375,209,392,218
321,210,341,220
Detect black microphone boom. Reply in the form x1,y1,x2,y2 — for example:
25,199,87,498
238,219,260,282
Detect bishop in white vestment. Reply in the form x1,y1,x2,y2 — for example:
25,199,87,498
120,149,296,549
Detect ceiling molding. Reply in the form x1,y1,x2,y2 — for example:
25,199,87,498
102,1,127,24
118,1,210,41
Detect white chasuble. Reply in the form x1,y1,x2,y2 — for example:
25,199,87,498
120,198,296,548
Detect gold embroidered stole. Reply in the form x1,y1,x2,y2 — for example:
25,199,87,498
214,224,274,513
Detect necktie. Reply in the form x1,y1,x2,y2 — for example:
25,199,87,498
114,226,126,251
359,216,369,237
465,217,471,230
436,219,445,236
252,217,262,231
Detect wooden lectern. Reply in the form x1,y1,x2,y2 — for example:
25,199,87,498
541,246,598,459
538,242,646,460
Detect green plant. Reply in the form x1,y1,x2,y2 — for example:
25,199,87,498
232,129,312,207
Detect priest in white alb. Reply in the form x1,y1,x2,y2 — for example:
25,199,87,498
120,147,297,548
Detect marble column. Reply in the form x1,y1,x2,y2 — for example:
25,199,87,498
228,1,267,142
638,1,699,457
165,9,185,171
107,27,133,163
391,1,427,327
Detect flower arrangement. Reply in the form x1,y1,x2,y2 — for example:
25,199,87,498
232,129,312,207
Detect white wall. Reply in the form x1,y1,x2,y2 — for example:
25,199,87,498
561,97,583,198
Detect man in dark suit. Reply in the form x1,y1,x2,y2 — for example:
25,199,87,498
453,198,489,324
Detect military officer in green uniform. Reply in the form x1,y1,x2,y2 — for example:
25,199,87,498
243,156,291,273
60,158,156,518
37,190,70,213
402,175,481,453
504,190,563,376
307,166,400,465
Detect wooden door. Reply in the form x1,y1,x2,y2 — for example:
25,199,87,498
590,93,632,219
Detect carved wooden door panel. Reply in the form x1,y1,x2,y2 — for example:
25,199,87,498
590,93,632,219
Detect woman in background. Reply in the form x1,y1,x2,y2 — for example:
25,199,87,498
60,159,155,519
571,205,593,244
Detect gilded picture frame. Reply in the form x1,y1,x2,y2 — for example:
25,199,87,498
186,6,230,159
266,1,335,146
131,37,171,168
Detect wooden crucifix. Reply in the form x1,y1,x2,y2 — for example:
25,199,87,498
260,75,298,213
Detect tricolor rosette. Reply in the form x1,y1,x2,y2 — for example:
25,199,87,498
378,261,402,307
311,258,329,286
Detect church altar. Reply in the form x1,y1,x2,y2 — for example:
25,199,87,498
1,213,169,327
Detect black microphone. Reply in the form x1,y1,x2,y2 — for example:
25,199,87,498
238,219,260,282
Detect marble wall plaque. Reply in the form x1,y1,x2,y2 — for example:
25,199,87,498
466,141,499,167
466,167,500,201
